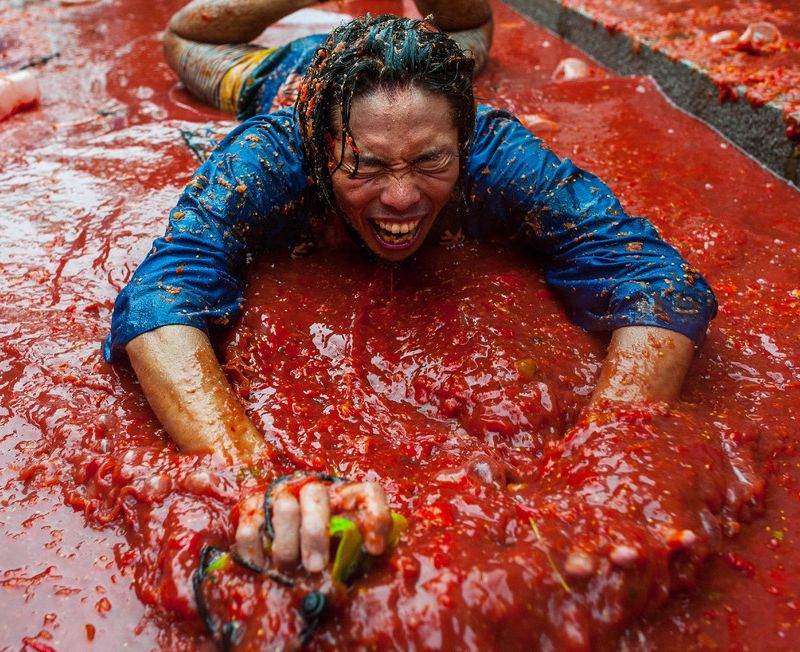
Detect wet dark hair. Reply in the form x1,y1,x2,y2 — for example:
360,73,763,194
295,14,476,210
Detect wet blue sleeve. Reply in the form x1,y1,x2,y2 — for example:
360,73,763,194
104,109,309,361
465,105,717,343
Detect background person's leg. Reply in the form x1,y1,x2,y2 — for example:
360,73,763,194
163,30,277,113
415,0,492,31
162,0,495,114
169,0,319,44
163,0,317,113
168,0,493,45
448,21,493,75
416,0,493,73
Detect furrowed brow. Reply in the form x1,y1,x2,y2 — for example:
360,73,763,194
354,147,452,170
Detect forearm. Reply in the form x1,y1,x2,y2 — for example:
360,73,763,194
126,325,265,461
589,326,696,407
169,0,316,44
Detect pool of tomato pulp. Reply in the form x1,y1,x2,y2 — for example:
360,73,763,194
1,0,799,649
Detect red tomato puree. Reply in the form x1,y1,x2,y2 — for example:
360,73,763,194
555,0,800,130
1,0,799,649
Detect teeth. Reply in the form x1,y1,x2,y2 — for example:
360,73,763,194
374,219,420,236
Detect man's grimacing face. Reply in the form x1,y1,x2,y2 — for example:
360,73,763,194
329,86,461,262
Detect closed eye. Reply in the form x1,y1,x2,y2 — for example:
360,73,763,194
343,150,457,179
348,165,384,180
413,152,455,174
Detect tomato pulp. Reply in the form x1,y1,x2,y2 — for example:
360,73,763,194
1,0,799,649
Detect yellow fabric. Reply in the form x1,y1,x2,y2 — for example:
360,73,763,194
219,48,276,114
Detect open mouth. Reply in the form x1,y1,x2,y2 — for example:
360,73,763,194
370,218,424,248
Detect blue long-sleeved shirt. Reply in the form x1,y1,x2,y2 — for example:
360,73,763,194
104,104,717,361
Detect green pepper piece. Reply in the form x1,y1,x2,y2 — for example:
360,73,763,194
329,516,363,584
389,512,408,547
328,513,409,584
207,551,232,573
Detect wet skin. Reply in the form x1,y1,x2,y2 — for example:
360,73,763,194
329,87,461,262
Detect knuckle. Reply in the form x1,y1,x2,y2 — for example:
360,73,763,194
301,517,327,536
273,498,299,519
301,527,327,546
301,481,325,496
236,523,259,539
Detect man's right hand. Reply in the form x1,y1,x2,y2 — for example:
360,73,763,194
236,478,393,573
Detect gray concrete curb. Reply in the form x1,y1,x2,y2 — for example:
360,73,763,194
505,0,800,187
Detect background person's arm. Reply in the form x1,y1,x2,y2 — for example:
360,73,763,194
126,325,265,461
589,325,696,407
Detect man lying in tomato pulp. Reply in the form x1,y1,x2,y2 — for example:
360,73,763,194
105,0,717,578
